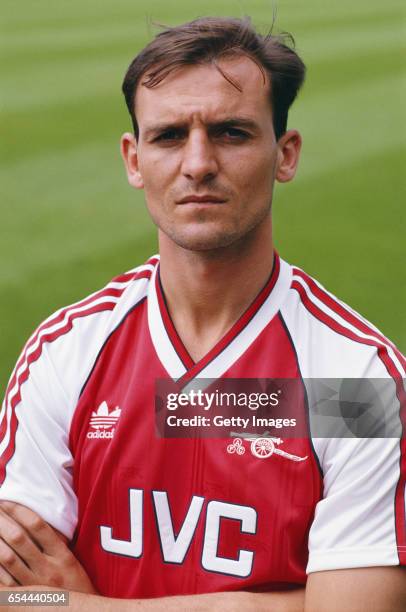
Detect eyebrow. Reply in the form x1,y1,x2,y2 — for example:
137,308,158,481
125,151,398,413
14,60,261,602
143,117,260,139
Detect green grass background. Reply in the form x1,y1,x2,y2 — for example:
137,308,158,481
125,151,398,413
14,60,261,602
1,0,405,394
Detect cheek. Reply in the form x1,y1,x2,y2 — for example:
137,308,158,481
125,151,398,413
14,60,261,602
139,154,178,197
229,152,275,196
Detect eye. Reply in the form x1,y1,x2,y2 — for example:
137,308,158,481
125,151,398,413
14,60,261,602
225,128,247,137
154,129,185,143
214,126,251,141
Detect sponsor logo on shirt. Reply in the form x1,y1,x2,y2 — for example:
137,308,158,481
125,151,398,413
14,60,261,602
87,401,121,439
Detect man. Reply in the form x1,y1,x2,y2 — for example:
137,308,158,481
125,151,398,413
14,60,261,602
0,17,405,612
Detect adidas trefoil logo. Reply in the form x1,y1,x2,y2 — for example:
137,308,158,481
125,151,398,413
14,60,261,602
87,401,121,439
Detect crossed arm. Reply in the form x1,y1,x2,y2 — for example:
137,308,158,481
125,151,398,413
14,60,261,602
0,502,405,612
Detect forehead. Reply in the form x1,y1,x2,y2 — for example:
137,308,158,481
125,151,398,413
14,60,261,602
134,56,272,127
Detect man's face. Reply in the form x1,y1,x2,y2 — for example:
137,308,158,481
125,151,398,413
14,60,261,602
122,56,300,251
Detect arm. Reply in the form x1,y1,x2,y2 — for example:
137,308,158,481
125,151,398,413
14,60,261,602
304,375,406,610
0,502,95,594
0,588,304,612
305,567,406,612
0,502,304,612
3,504,405,612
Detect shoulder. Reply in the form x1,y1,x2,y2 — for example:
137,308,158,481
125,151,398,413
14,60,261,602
278,263,406,573
279,260,405,379
3,255,159,413
29,254,158,343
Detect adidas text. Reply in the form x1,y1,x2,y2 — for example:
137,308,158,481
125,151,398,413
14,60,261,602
87,428,115,439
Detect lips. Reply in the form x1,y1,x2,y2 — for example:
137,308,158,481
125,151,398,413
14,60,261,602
177,194,227,204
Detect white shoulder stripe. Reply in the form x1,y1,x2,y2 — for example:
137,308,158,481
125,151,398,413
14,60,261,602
293,269,397,351
292,274,405,378
0,298,121,457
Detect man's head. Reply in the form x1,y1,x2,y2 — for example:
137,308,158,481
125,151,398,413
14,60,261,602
120,18,305,253
122,17,305,142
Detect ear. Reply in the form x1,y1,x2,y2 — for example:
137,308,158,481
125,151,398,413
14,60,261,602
275,129,302,183
120,132,144,189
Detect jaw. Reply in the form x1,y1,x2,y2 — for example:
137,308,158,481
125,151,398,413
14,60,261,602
157,208,273,258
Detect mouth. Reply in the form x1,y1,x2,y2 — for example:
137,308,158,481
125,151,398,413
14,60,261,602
176,194,227,205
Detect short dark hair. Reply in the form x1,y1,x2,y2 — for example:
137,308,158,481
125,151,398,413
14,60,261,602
122,17,306,140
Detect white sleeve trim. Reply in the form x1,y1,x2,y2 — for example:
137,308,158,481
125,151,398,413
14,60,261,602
307,546,400,573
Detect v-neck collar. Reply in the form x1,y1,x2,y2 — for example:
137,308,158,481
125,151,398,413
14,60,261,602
147,253,291,382
155,269,195,370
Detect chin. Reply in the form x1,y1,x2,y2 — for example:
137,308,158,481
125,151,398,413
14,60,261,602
168,228,242,252
158,213,270,253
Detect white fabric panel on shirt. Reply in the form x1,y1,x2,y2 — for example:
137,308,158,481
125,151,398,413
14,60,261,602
292,274,405,377
297,268,402,361
307,437,400,571
0,295,120,458
0,309,114,538
0,274,150,538
280,286,402,572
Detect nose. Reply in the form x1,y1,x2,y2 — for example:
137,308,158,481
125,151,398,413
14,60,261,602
180,129,218,183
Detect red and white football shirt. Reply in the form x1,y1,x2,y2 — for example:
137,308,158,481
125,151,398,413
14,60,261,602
0,254,405,597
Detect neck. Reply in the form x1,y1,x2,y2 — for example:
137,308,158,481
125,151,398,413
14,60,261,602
158,219,274,361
